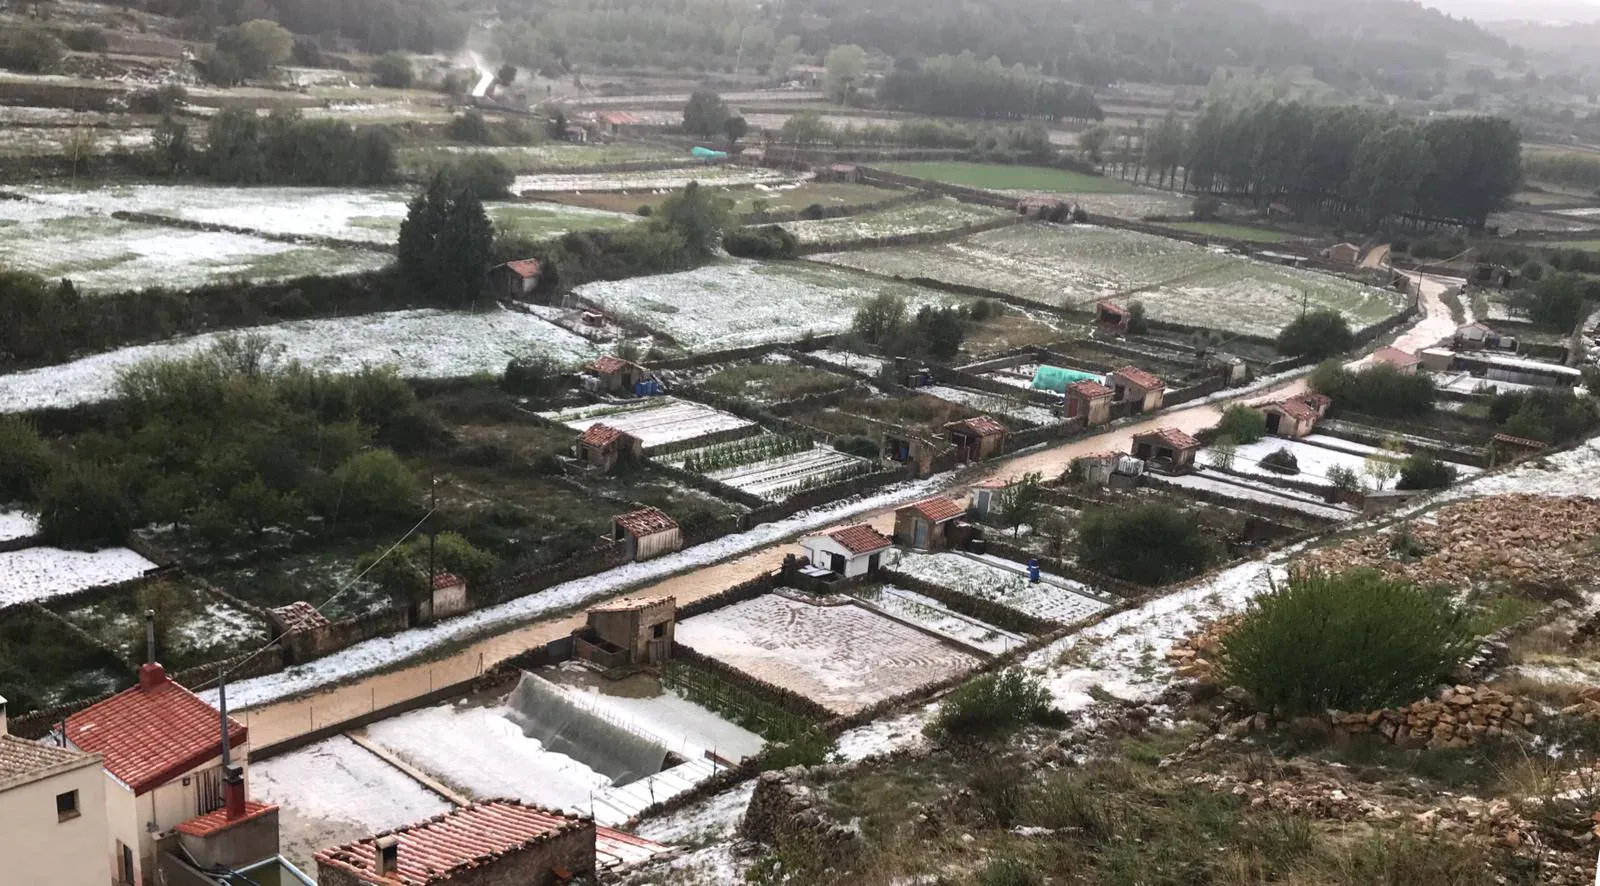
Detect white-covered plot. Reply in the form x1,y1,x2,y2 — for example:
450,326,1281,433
917,384,1059,426
252,734,453,835
0,307,597,414
514,165,800,192
551,683,765,763
550,397,753,449
675,593,981,715
778,199,1006,244
363,703,614,813
0,511,39,543
884,550,1112,625
858,585,1030,655
806,349,885,376
1157,471,1357,522
709,448,872,500
22,184,412,243
0,546,158,608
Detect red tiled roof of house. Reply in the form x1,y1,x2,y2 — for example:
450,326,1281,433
501,259,540,279
1298,392,1331,411
1112,366,1164,390
430,572,463,590
0,735,100,792
314,799,592,886
1265,397,1318,422
580,423,624,448
1492,433,1546,449
1135,427,1199,451
826,524,893,555
905,497,965,523
1371,347,1419,367
1066,380,1114,399
948,415,1008,437
66,664,246,796
175,802,278,837
614,507,678,537
590,355,636,375
1096,300,1129,318
269,601,330,634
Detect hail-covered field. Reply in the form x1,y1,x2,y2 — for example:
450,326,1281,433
885,550,1113,625
514,165,803,193
776,199,1007,245
1006,190,1194,220
916,384,1059,426
0,198,392,292
543,398,754,450
675,593,981,715
814,224,1405,338
11,183,635,247
400,143,686,174
855,585,1030,655
0,545,159,609
574,260,967,351
708,448,874,500
0,307,597,413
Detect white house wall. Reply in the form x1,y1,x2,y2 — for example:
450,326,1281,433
0,764,109,886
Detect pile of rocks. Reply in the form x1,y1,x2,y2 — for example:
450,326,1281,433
1558,686,1600,721
1165,615,1239,685
741,767,861,859
1293,494,1600,594
1330,684,1535,749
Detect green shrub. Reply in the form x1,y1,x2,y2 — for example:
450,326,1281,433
1490,387,1600,444
1216,404,1267,444
1397,453,1457,490
833,435,880,460
0,416,53,504
1327,465,1361,492
502,355,563,396
447,111,495,145
62,26,109,53
723,224,799,259
323,450,421,528
437,154,515,200
1078,503,1220,585
1309,361,1436,418
1276,309,1353,360
38,460,136,549
0,28,65,73
968,298,997,322
1218,569,1475,716
372,51,413,88
1259,446,1299,474
925,669,1053,741
1126,299,1149,334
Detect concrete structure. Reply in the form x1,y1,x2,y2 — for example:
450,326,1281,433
1130,427,1199,472
1419,347,1455,373
816,163,859,183
800,524,892,578
945,415,1008,463
1072,451,1122,486
1453,322,1505,350
576,423,642,474
1108,366,1165,413
586,355,646,396
64,663,248,886
893,497,965,551
581,596,676,666
1322,242,1361,265
1370,347,1420,374
487,259,540,299
1454,351,1582,388
613,507,682,562
968,477,1012,518
0,695,110,886
315,799,596,886
158,795,289,884
422,572,469,622
1063,380,1114,426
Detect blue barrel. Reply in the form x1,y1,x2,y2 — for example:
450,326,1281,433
1028,559,1040,583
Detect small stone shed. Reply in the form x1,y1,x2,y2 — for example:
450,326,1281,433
613,507,682,562
816,163,860,183
800,524,893,578
893,497,966,551
1108,366,1165,413
487,259,541,299
416,572,469,623
1130,427,1200,472
1095,300,1130,334
578,596,676,667
1322,242,1361,265
1256,392,1330,439
586,355,646,396
576,423,642,474
1064,380,1115,426
945,415,1008,463
1370,347,1420,374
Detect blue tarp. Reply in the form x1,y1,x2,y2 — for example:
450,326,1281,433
690,146,728,160
1030,365,1102,393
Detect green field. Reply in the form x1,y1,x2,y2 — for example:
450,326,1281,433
880,161,1134,193
1160,221,1292,243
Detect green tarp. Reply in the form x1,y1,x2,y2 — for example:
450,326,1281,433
1030,365,1102,393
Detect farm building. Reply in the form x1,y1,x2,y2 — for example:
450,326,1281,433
894,497,966,551
968,477,1012,518
1255,392,1331,438
1456,352,1582,388
1073,451,1127,486
1471,263,1518,289
1130,427,1200,472
586,355,648,396
1490,433,1547,466
946,415,1008,463
1108,366,1165,413
817,163,860,183
1017,196,1072,219
1370,347,1420,374
1419,347,1455,372
1453,322,1510,350
417,572,469,622
882,432,945,477
577,596,676,667
314,799,595,886
487,259,541,299
1095,301,1130,334
1064,380,1115,426
613,507,682,562
1321,243,1361,265
595,111,642,137
800,524,893,578
1030,364,1102,394
576,423,642,474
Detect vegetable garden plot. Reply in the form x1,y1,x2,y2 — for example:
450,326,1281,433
514,165,801,193
574,260,966,352
916,384,1059,426
0,545,158,609
855,585,1030,655
548,397,755,449
885,550,1112,625
675,593,981,715
776,199,1007,245
52,579,271,673
707,447,874,500
814,224,1404,338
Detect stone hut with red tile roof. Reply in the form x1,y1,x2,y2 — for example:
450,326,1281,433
315,799,595,886
613,507,682,562
1255,392,1331,438
800,524,893,578
63,662,248,885
893,497,966,551
487,258,541,299
1108,366,1166,413
945,415,1009,463
1064,379,1115,427
585,355,645,395
1130,427,1200,472
576,422,642,474
1370,347,1420,374
581,596,677,666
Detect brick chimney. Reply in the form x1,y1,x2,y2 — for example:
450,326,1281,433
0,693,8,737
222,764,246,820
137,662,168,691
375,835,400,877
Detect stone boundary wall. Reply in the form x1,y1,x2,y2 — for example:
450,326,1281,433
670,641,837,723
674,571,779,621
1141,473,1343,526
737,189,929,226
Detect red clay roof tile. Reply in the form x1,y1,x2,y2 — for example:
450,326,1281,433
175,802,277,837
66,665,246,796
614,507,678,537
948,416,1008,437
590,355,636,375
1135,427,1199,451
1111,366,1164,390
501,259,540,279
825,524,893,555
905,497,965,523
1066,380,1114,399
580,423,624,448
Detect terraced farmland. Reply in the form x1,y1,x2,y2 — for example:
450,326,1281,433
709,448,874,500
777,199,1008,245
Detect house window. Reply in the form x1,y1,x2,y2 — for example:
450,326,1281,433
56,789,80,821
651,623,666,639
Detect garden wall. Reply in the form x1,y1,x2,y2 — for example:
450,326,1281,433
1141,473,1342,526
279,608,411,666
670,641,836,723
737,189,930,226
875,568,1057,635
674,571,778,621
